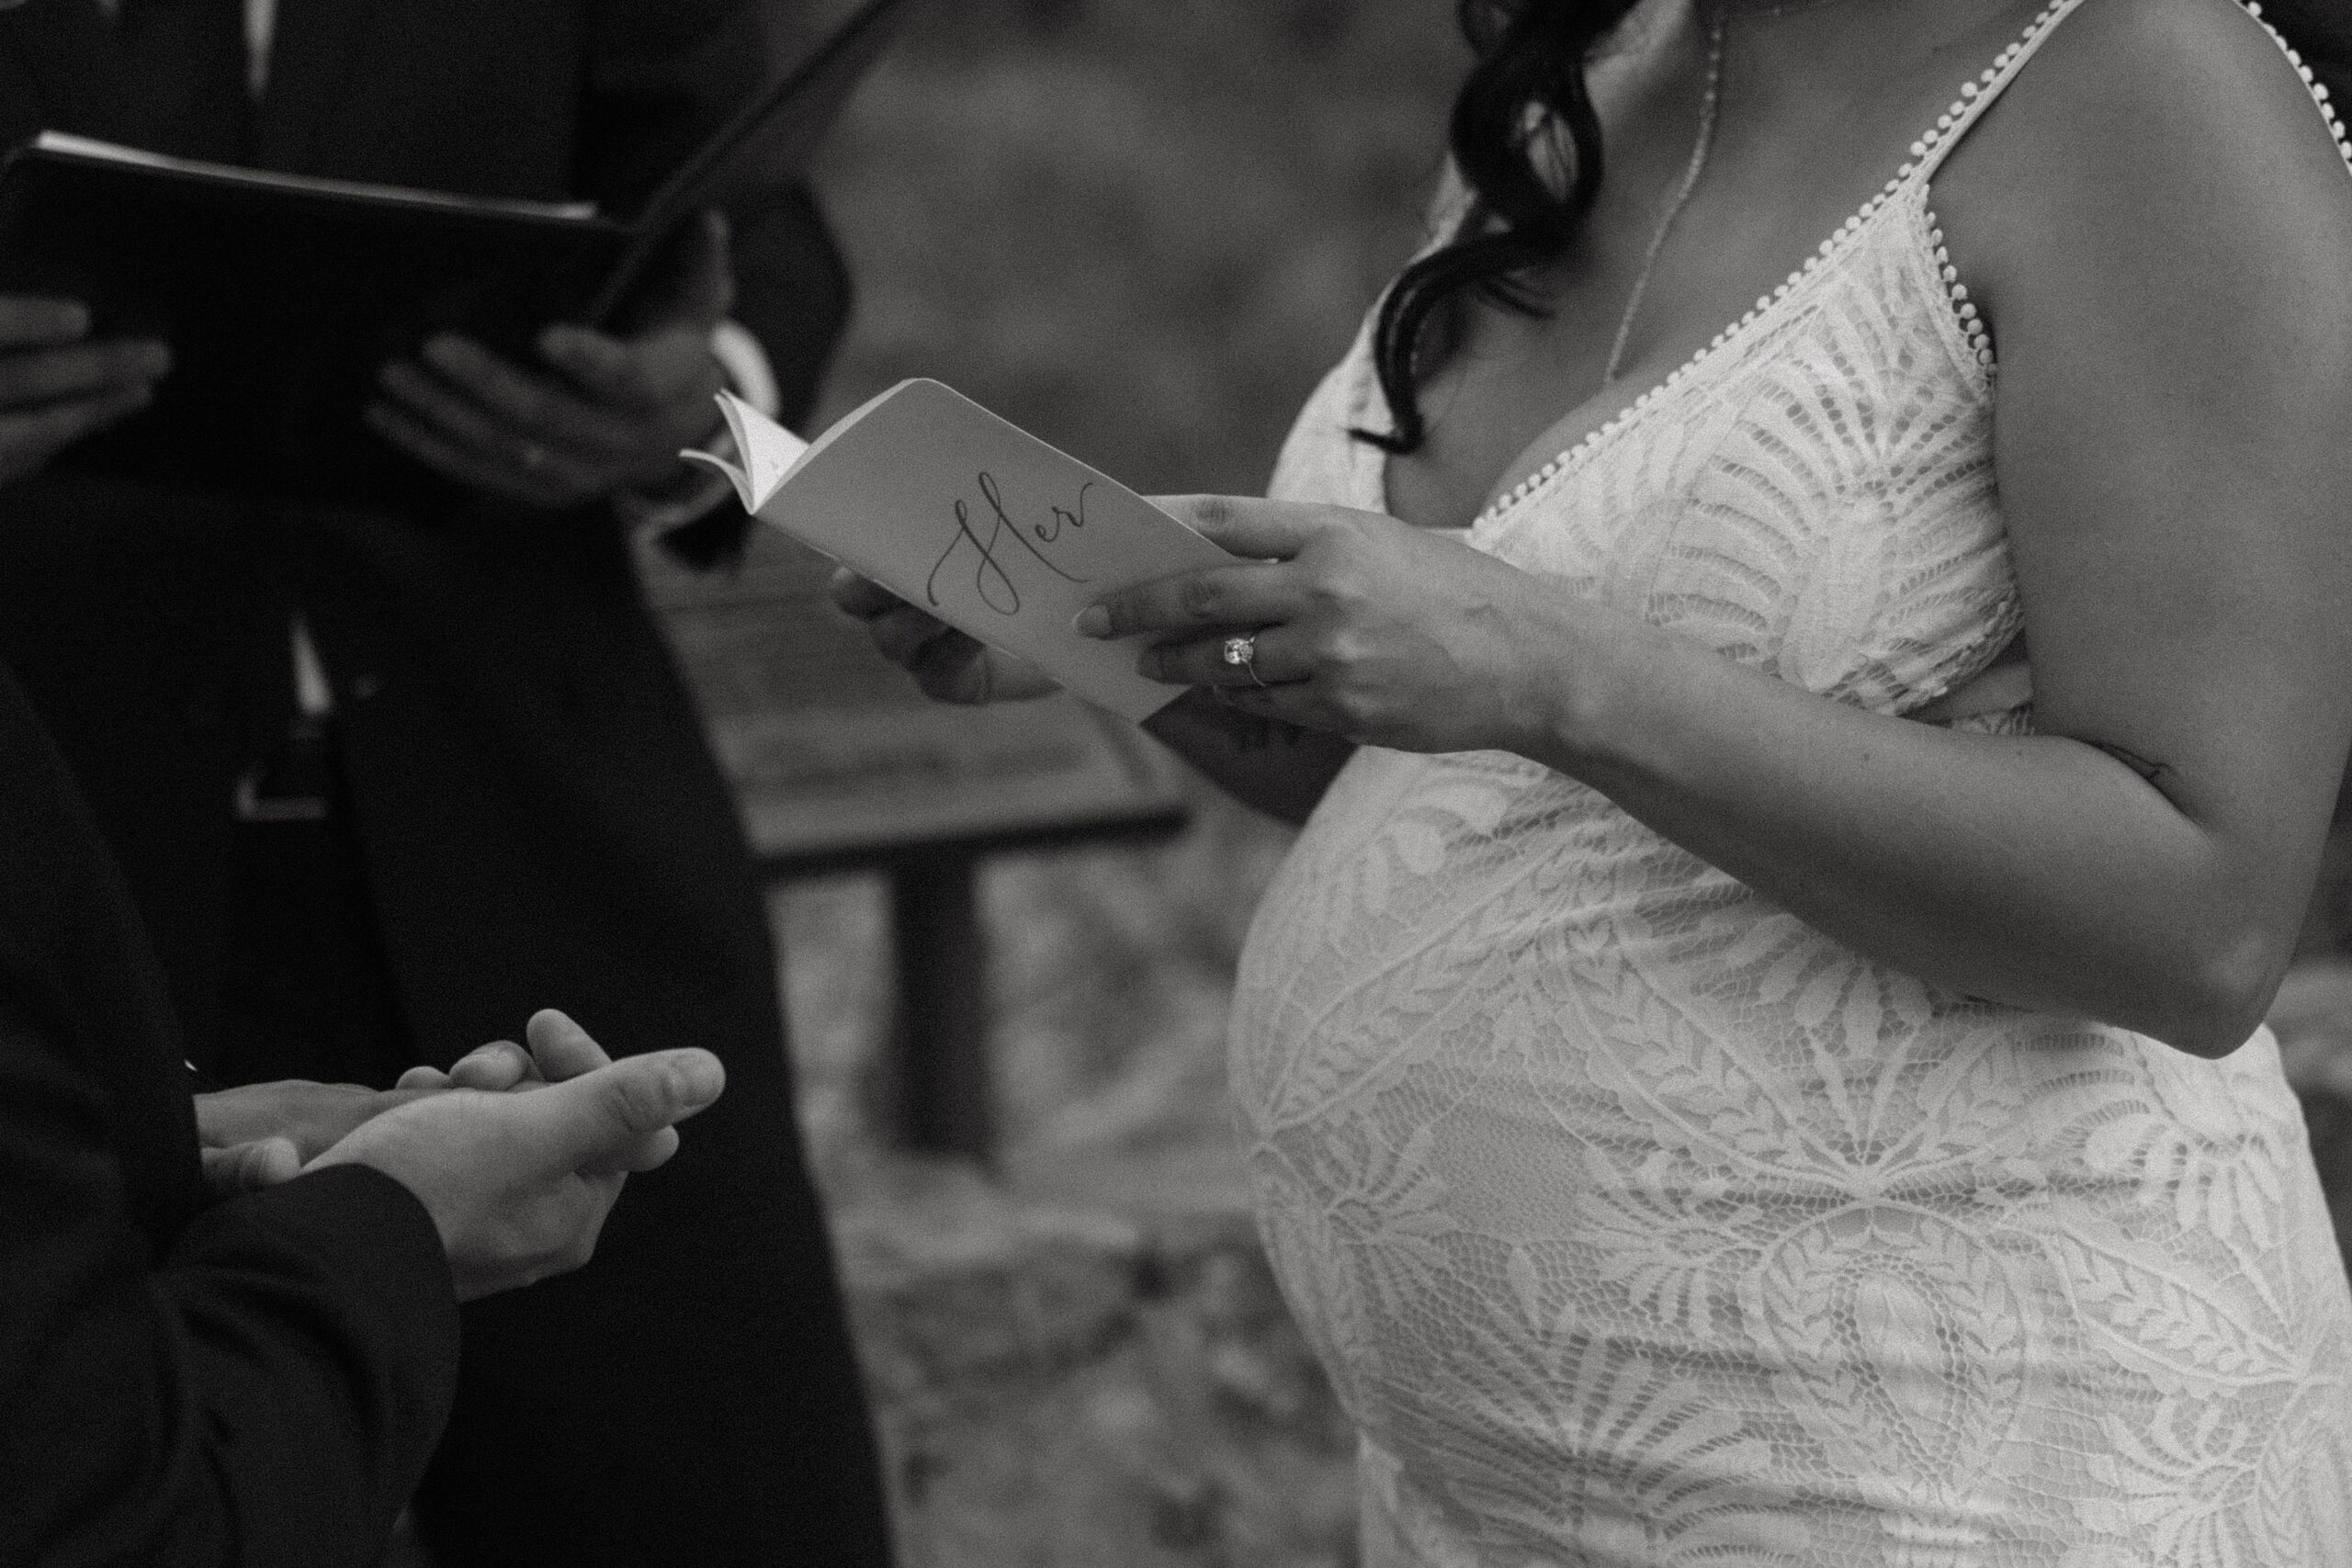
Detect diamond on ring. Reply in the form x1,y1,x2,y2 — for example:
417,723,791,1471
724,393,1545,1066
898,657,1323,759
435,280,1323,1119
1221,633,1268,688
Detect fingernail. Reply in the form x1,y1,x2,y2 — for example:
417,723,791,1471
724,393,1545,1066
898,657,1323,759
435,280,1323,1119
132,342,172,377
420,335,470,371
545,327,615,370
542,323,606,358
673,1053,725,1104
1072,605,1111,637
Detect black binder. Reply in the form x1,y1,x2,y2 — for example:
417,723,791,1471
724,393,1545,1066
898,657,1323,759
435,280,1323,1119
0,0,913,503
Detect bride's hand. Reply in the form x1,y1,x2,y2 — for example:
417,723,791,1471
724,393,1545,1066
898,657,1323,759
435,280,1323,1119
827,568,1062,704
1078,496,1607,756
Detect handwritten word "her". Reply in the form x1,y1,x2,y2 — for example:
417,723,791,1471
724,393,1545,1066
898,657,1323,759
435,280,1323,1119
924,471,1096,615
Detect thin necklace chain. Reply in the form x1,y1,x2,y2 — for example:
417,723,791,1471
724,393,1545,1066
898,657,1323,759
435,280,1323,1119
1716,0,1867,17
1600,6,1725,386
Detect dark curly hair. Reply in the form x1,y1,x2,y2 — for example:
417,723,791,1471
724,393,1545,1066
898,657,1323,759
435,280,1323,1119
1355,0,1639,455
1359,0,2352,457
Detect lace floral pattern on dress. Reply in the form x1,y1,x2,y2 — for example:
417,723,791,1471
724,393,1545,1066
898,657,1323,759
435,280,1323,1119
1228,3,2352,1563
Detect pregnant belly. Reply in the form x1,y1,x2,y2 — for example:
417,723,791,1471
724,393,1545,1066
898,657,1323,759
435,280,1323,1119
1227,743,1998,1166
1225,748,2346,1563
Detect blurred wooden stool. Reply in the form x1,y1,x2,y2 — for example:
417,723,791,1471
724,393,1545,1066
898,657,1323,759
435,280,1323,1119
641,526,1189,1163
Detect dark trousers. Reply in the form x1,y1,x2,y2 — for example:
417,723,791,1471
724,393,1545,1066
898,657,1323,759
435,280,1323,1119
211,719,413,1091
206,720,895,1568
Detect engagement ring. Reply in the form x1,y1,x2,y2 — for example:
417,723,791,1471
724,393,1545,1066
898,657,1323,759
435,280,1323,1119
1221,634,1267,687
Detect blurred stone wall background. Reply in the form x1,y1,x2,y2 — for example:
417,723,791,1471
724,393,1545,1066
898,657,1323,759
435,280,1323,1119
741,4,1464,1563
641,3,2352,1562
777,0,1465,1182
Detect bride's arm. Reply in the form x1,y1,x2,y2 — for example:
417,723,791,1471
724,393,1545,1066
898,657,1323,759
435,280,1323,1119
1079,3,2352,1056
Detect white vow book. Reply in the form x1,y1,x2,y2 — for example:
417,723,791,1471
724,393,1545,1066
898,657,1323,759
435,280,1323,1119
684,379,1237,721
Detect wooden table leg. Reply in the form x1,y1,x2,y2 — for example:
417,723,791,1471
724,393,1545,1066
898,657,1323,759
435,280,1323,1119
886,854,992,1160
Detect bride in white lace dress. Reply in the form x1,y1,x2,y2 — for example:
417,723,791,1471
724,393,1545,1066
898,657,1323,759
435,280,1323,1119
840,0,2352,1559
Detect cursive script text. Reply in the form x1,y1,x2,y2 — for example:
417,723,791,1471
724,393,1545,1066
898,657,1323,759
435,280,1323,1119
924,471,1094,615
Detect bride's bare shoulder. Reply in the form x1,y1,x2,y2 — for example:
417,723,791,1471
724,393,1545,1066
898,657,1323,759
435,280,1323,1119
2030,0,2342,141
1942,0,2352,330
1987,0,2344,209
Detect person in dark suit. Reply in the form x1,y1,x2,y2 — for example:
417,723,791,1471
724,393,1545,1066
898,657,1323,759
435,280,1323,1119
0,650,731,1568
0,2,891,1563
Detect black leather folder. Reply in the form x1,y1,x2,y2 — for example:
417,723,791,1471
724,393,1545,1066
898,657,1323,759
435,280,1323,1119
0,0,912,503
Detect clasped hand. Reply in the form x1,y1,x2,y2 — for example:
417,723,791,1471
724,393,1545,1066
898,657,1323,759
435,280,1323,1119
200,1010,723,1303
833,496,1600,757
365,210,736,511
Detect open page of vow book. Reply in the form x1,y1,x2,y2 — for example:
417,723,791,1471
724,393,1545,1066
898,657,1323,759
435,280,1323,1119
683,380,1238,721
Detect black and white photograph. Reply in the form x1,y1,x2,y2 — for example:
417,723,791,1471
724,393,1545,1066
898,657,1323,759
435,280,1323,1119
4,0,2352,1563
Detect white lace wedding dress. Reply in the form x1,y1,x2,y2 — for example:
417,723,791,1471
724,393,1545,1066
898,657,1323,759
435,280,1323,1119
1227,2,2352,1562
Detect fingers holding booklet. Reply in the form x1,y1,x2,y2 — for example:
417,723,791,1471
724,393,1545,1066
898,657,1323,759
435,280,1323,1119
766,401,1365,828
684,378,1238,720
695,378,1465,810
826,565,1063,705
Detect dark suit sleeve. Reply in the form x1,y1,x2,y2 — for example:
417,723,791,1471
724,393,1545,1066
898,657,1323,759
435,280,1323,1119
0,991,459,1568
579,0,853,425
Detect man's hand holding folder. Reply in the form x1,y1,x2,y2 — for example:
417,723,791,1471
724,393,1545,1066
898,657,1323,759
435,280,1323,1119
367,212,733,513
0,0,914,504
0,292,168,487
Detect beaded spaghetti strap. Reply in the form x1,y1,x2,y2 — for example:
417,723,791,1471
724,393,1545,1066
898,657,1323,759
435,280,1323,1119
1916,0,2351,187
1907,0,2352,376
1900,0,2099,377
1907,0,2094,186
2245,2,2352,171
1469,0,2095,529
